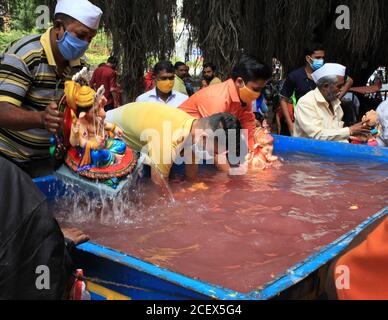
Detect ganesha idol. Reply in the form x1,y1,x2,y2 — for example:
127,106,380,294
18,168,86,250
57,69,137,189
351,110,382,147
246,128,281,170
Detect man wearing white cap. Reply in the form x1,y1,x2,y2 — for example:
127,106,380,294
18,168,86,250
0,0,101,299
0,0,102,176
293,63,370,142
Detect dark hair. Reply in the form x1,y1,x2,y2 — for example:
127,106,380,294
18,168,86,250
154,61,174,74
231,54,272,82
203,63,216,72
54,13,76,27
206,113,242,157
174,61,186,70
304,43,325,57
107,56,118,66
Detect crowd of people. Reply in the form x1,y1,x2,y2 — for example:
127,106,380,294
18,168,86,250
0,0,387,300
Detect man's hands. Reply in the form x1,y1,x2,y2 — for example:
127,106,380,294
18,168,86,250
62,228,90,246
41,102,64,134
350,122,372,136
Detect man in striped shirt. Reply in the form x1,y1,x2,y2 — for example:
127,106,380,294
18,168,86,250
0,0,102,177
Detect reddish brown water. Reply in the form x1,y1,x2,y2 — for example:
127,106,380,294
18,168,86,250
54,154,388,294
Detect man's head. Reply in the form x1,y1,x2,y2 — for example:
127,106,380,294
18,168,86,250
154,61,175,94
53,0,102,61
316,75,345,102
203,63,217,81
192,113,242,159
175,62,189,80
304,43,326,71
313,63,346,102
231,54,272,106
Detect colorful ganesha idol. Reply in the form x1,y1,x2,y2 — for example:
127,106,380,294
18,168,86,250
246,128,281,170
351,110,382,147
60,69,137,188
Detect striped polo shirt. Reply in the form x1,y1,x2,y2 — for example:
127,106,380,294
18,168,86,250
0,27,86,161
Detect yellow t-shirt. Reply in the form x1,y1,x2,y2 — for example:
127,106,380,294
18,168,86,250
210,77,222,85
106,102,196,178
173,75,188,96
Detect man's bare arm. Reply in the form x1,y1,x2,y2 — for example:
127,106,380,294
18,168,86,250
280,98,294,135
0,101,63,134
0,102,43,130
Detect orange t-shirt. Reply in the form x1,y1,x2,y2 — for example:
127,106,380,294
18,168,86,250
335,217,388,300
178,79,256,151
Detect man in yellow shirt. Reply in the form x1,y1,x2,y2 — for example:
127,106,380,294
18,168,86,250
0,0,102,176
201,63,222,88
294,64,370,142
173,62,189,96
106,103,242,187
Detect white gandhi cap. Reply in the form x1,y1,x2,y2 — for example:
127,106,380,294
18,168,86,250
312,63,346,84
55,0,103,30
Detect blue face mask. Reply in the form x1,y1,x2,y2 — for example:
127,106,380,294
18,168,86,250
311,59,325,71
57,31,89,61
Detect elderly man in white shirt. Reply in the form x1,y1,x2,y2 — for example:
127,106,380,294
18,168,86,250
136,61,188,108
377,100,388,147
294,63,370,142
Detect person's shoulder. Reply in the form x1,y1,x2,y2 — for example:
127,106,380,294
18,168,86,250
377,100,388,111
288,67,306,79
377,100,388,117
211,77,222,84
136,90,153,102
173,90,188,99
297,89,316,105
106,66,117,75
0,53,32,76
5,33,42,58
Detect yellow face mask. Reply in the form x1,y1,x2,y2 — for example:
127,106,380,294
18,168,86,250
157,80,175,94
239,84,261,104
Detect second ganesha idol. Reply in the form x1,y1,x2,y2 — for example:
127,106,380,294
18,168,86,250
246,128,281,170
59,68,137,189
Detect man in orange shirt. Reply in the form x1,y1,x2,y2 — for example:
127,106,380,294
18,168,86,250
179,54,272,164
326,215,388,300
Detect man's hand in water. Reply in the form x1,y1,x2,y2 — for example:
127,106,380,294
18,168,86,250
62,228,90,246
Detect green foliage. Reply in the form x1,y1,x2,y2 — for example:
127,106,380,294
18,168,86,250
85,32,113,67
9,0,38,31
0,30,30,52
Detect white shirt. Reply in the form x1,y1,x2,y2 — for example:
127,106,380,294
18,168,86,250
377,100,388,147
135,88,188,108
294,88,350,143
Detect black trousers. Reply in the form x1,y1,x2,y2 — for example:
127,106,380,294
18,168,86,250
0,157,73,300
